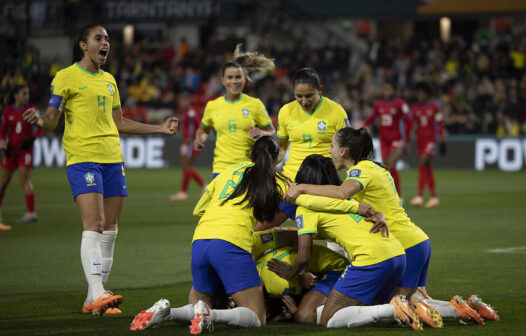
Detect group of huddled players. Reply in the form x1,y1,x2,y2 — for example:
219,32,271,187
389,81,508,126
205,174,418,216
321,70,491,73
6,23,498,333
129,42,499,332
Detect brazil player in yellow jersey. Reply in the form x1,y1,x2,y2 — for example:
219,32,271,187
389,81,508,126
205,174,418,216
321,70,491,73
275,68,350,226
131,136,286,334
194,45,275,177
23,24,178,317
284,128,488,326
268,155,425,330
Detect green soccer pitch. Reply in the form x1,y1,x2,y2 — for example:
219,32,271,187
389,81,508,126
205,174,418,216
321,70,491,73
1,168,525,335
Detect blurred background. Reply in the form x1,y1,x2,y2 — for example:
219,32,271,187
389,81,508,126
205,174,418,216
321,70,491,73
2,0,526,171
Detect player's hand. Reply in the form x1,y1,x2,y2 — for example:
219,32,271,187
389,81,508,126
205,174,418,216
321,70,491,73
22,107,43,127
439,142,447,156
365,211,389,238
357,203,374,217
0,140,7,151
298,271,317,289
248,125,264,139
159,116,178,135
194,134,206,151
283,181,302,203
282,295,298,316
267,258,292,279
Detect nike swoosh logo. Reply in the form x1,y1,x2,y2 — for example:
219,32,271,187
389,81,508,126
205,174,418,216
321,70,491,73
79,86,88,90
93,263,101,266
402,310,413,324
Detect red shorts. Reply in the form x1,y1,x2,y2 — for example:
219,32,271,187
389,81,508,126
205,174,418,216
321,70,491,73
417,141,437,157
180,141,199,159
380,139,404,159
2,149,33,170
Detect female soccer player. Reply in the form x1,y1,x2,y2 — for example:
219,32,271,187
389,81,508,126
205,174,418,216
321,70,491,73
268,154,423,330
0,84,42,230
408,82,446,208
170,92,205,201
363,81,411,199
284,128,486,326
23,24,178,316
194,45,275,178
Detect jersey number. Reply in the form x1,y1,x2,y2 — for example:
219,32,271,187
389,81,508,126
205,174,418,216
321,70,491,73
15,121,22,134
218,171,244,200
228,120,237,133
98,96,106,113
302,134,312,149
419,116,428,127
380,114,392,127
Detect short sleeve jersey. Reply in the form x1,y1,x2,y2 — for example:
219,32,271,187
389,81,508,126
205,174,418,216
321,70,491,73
296,205,405,267
277,97,349,181
0,104,42,148
411,102,444,142
49,63,122,165
201,94,272,174
345,160,429,249
369,98,410,142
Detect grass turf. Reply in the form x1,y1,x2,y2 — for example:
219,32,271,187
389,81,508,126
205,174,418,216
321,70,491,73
0,167,525,335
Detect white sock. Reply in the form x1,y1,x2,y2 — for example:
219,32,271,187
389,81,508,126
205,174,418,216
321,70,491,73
100,230,118,285
212,307,261,327
327,304,394,328
316,305,324,325
326,241,348,258
168,304,194,321
81,231,105,302
426,299,450,306
427,302,458,318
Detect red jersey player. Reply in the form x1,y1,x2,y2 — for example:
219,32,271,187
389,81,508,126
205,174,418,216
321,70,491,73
408,82,446,208
169,93,205,201
363,81,410,198
0,84,42,229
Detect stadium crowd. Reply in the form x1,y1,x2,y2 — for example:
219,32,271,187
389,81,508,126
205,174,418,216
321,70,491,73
1,31,526,136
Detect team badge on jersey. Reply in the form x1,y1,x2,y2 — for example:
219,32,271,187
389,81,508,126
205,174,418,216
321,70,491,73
260,233,274,244
242,108,249,116
317,121,327,131
107,84,114,94
84,172,96,186
348,169,361,178
295,215,304,229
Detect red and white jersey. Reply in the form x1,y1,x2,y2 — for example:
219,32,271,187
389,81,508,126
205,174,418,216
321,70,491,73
181,106,202,141
0,104,42,149
410,101,445,143
364,97,411,142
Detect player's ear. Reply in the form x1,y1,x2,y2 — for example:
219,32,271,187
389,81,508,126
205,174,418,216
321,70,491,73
80,40,88,54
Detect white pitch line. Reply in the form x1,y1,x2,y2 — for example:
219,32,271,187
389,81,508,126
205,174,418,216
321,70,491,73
486,246,526,254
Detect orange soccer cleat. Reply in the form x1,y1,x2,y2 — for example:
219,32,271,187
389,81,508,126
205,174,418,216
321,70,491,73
425,197,440,208
466,295,499,321
390,295,423,331
190,300,214,335
0,223,11,231
448,295,484,325
169,192,188,201
409,295,443,328
84,291,123,317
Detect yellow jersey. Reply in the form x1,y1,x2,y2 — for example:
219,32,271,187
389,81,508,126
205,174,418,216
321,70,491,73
202,94,272,174
256,245,349,298
50,63,123,165
192,162,287,253
345,160,429,249
277,96,350,180
296,204,405,267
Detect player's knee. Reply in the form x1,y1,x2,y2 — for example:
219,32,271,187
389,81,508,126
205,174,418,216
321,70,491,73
294,308,316,324
320,310,332,327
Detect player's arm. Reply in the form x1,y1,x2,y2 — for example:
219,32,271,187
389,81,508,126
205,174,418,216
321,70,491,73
435,106,447,155
294,194,373,217
23,106,62,131
193,188,212,217
285,179,363,202
248,123,275,139
362,104,378,128
194,123,212,151
0,109,8,150
276,136,289,164
267,233,313,280
112,107,177,135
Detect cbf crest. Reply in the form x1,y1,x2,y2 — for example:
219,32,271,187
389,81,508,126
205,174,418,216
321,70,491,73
107,84,114,94
84,172,96,186
242,108,249,117
317,121,327,131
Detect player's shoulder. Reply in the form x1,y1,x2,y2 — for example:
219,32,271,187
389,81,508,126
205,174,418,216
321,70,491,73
100,69,117,83
205,95,225,109
53,64,76,80
280,100,297,113
241,94,262,104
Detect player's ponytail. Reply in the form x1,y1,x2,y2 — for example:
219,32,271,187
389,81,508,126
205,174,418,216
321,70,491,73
293,68,321,90
3,84,28,106
295,154,342,186
336,127,375,164
221,44,275,81
222,135,285,222
73,24,101,63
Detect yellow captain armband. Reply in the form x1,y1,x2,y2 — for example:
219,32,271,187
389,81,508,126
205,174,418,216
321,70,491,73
294,194,359,214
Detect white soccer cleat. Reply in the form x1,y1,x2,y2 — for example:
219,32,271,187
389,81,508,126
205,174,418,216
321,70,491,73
190,300,214,334
410,196,424,206
16,213,38,223
130,298,171,331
